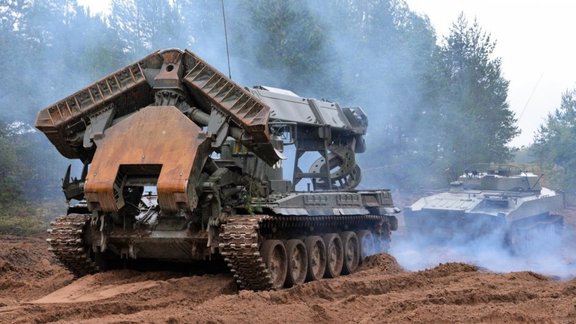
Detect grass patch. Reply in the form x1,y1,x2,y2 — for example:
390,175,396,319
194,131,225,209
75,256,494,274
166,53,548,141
0,201,66,236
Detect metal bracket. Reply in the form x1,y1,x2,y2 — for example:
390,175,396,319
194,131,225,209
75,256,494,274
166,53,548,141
83,105,116,149
207,108,230,148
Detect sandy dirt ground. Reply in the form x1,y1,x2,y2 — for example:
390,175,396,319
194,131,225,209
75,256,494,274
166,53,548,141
1,228,576,324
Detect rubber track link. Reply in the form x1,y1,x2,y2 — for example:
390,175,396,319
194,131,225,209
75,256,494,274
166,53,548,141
219,214,389,291
47,214,98,277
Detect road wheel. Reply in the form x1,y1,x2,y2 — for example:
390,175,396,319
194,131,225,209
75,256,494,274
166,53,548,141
261,240,288,289
305,236,326,281
357,230,375,262
323,233,344,278
285,239,308,287
341,231,360,274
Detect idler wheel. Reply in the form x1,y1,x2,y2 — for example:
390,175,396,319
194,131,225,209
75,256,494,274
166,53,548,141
261,240,288,289
341,231,360,274
305,236,326,281
285,239,308,287
323,233,344,278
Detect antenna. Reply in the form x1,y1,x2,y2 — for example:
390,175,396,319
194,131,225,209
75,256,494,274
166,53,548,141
518,73,544,121
221,0,232,79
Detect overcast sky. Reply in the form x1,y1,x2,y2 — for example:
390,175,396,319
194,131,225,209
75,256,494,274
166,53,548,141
79,0,576,147
404,0,576,147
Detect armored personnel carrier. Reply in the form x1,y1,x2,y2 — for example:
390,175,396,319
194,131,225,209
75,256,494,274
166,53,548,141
35,48,398,290
403,164,564,250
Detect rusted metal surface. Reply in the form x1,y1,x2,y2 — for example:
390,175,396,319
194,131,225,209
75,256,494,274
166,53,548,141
84,106,210,213
37,48,400,291
35,56,152,161
35,49,280,166
181,50,270,141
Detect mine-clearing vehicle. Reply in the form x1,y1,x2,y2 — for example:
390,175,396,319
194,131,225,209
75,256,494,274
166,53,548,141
35,48,399,290
403,164,563,251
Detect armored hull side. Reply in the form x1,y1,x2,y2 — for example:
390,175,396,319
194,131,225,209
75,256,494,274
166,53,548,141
403,166,564,248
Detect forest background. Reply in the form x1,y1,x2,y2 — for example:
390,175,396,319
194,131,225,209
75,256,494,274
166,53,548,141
1,0,574,233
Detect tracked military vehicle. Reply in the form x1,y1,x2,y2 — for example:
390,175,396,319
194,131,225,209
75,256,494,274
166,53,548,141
403,164,563,250
35,48,398,290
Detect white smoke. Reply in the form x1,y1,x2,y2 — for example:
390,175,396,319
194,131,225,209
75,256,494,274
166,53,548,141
388,216,576,279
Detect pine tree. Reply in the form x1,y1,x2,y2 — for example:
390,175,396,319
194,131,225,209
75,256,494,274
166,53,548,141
532,88,576,191
426,14,518,177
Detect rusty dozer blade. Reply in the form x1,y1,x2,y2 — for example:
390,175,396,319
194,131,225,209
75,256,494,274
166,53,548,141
84,106,211,213
180,49,275,162
34,54,153,161
35,48,281,166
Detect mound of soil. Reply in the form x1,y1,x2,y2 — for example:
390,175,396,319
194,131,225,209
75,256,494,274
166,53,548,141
1,233,576,323
0,235,72,306
359,253,404,274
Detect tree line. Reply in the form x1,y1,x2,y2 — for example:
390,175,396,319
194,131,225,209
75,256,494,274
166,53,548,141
1,0,571,204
